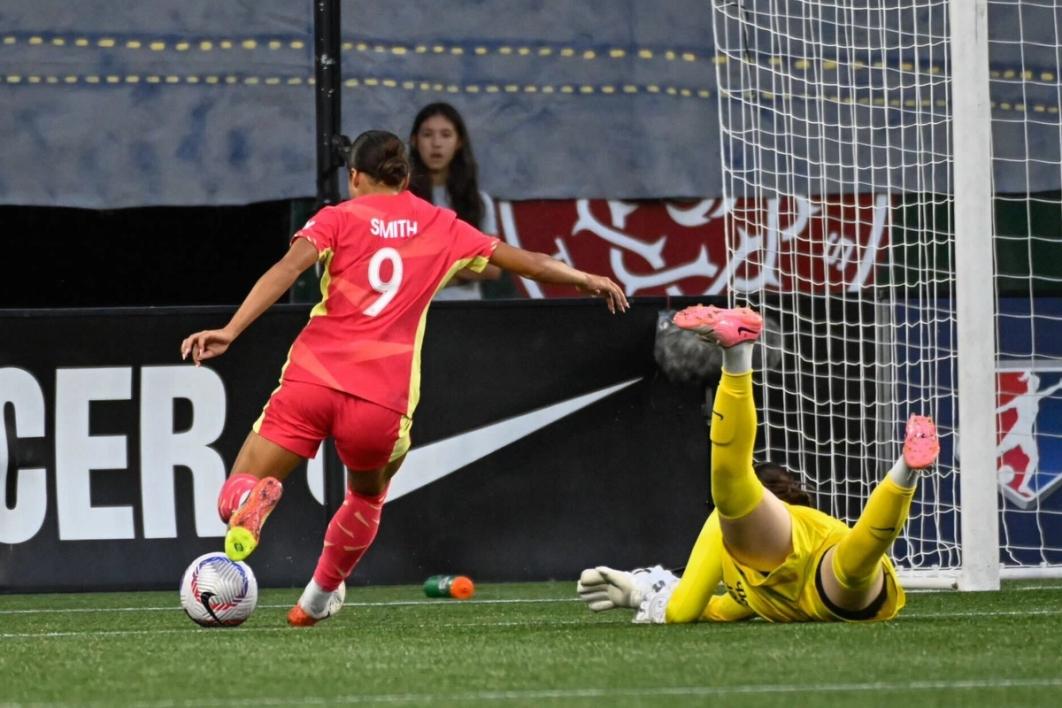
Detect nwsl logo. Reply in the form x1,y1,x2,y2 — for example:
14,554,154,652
996,367,1062,508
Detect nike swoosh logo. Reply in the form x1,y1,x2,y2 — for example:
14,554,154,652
199,591,223,625
384,377,642,503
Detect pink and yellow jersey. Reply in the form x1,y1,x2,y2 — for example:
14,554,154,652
283,190,498,416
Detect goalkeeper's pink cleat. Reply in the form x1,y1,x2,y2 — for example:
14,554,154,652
903,415,940,469
673,305,763,348
225,477,283,562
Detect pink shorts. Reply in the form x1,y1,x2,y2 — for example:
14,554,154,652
254,379,412,470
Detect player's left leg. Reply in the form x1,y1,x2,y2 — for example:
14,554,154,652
223,432,305,561
821,415,939,614
224,379,337,560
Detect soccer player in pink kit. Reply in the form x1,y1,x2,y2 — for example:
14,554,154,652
180,130,628,627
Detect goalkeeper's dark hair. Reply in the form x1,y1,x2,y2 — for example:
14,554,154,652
754,462,812,507
344,130,410,188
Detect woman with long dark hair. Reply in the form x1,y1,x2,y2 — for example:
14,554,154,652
409,102,505,299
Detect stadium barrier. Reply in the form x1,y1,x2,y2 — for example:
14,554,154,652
0,299,712,592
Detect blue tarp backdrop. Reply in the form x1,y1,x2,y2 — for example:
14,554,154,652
0,1,1058,208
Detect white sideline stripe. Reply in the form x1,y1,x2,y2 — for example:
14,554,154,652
906,584,1062,593
0,597,578,615
0,619,592,640
203,679,1062,704
3,581,1059,615
4,591,1062,617
16,678,1062,707
3,606,1062,640
903,608,1062,618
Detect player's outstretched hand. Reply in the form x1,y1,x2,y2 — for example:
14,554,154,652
578,565,680,614
180,328,234,366
578,274,629,314
577,566,640,612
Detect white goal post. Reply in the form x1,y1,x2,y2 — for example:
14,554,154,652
710,0,1062,588
949,0,999,591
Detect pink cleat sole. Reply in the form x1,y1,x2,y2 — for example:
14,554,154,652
673,305,763,348
903,415,940,469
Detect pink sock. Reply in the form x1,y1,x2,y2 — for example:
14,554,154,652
217,473,259,523
312,487,388,592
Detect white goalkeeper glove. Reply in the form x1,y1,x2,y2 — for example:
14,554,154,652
577,565,678,613
632,579,678,624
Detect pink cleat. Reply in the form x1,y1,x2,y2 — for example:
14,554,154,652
672,305,763,348
903,415,940,469
225,477,283,562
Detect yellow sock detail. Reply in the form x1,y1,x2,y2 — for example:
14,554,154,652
666,511,724,624
710,370,763,519
832,476,916,590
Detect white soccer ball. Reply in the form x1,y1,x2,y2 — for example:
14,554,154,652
180,552,258,627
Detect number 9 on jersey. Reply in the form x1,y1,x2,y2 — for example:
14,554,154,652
364,247,403,317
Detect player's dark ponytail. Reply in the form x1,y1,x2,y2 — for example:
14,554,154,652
346,130,410,187
754,462,813,507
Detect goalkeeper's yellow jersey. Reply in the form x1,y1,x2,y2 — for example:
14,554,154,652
717,504,905,623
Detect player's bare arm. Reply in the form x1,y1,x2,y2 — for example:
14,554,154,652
180,238,319,365
488,241,629,313
452,262,503,282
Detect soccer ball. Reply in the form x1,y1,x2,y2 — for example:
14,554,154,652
180,552,258,627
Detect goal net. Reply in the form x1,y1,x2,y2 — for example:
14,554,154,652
710,0,1062,588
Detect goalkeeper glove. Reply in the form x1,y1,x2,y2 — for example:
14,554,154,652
632,579,678,624
577,565,678,612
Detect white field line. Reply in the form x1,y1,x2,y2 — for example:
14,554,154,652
905,584,1062,593
2,598,1062,619
3,582,1058,616
0,597,578,615
2,582,1059,617
1010,584,1062,591
0,619,593,639
1,605,1061,640
12,677,1062,708
3,585,1062,616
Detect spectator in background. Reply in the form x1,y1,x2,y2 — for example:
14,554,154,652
409,102,514,299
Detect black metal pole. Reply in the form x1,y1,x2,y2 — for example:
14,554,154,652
313,0,347,514
314,0,342,208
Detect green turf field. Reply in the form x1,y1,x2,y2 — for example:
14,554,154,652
1,581,1061,707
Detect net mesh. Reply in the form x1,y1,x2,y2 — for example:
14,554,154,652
990,0,1062,570
711,0,1062,580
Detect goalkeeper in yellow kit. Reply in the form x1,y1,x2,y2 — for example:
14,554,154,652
578,305,940,624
